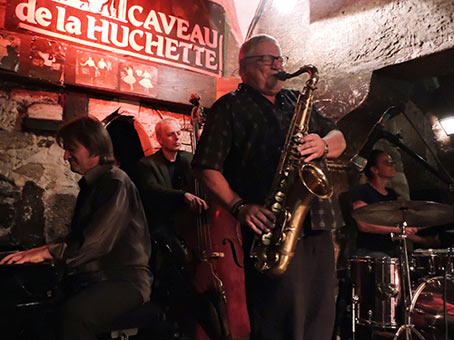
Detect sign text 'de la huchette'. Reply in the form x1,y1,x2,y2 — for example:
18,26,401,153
9,0,224,77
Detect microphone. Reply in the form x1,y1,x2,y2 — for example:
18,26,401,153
350,106,401,171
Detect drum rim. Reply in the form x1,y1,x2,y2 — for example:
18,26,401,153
410,275,452,312
348,255,374,261
413,248,454,256
348,256,399,264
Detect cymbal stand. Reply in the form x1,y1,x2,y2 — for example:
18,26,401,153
392,219,425,340
442,247,452,340
351,285,357,340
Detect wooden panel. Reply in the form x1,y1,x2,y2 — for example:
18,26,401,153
0,30,218,108
157,66,217,107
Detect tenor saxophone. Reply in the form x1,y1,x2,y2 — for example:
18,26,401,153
250,65,333,276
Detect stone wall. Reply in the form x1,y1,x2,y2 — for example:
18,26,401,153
255,0,454,120
0,88,79,248
249,0,454,194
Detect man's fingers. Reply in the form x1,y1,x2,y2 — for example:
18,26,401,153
6,255,20,264
246,220,263,235
1,252,23,265
249,215,270,233
255,211,274,230
0,254,12,265
186,194,208,213
262,208,275,221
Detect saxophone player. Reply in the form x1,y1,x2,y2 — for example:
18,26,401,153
192,34,346,340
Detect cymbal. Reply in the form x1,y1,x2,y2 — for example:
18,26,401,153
352,200,454,228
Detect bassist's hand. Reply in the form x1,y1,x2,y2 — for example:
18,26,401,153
184,192,208,214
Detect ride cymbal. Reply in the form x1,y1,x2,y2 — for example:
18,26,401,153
352,200,454,228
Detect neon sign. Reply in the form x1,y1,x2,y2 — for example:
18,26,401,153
6,0,224,77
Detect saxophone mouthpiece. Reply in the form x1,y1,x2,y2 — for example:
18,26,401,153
274,71,290,81
274,66,314,81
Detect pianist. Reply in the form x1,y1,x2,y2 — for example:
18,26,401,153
0,116,152,340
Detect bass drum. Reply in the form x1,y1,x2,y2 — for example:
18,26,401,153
410,276,454,340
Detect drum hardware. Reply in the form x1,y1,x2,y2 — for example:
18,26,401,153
352,201,446,340
411,248,454,283
391,221,425,340
352,287,357,340
351,200,454,339
442,248,452,340
409,276,454,340
410,248,454,340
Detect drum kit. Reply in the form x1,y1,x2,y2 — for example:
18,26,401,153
350,200,454,340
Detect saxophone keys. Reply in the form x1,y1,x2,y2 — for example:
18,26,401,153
271,202,282,213
274,191,285,202
293,132,303,141
261,232,273,246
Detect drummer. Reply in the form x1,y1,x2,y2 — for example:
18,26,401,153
352,150,419,257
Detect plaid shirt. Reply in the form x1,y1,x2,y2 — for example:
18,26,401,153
192,83,344,231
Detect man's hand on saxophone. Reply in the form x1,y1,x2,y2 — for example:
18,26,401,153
193,168,274,235
236,204,274,235
298,130,346,162
297,133,328,162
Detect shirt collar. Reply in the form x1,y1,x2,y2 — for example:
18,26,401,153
157,148,181,164
79,164,112,188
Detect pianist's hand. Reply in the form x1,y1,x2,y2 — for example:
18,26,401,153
0,245,52,265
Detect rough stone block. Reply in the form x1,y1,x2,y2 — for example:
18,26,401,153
11,181,45,248
10,90,60,106
27,103,63,121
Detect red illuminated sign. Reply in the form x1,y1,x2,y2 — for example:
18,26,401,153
6,0,224,77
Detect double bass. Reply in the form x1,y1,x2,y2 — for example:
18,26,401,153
185,94,251,340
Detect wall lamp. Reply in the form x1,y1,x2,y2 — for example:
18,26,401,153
439,117,454,136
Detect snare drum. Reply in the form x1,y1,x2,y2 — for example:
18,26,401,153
411,249,454,281
410,276,454,340
348,256,401,328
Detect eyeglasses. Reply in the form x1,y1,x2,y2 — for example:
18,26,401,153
241,55,289,66
382,160,396,166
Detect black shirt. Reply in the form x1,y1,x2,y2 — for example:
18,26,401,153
49,164,152,302
352,183,398,255
192,83,344,232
